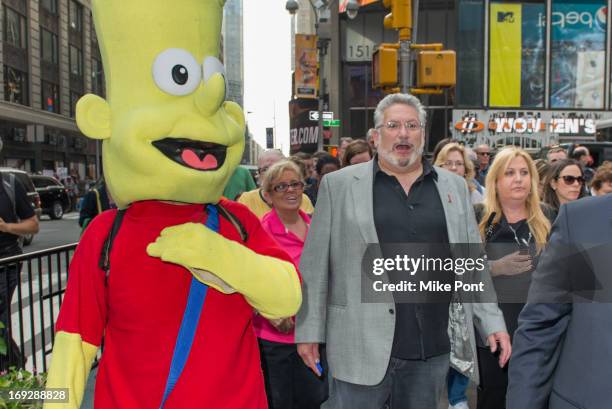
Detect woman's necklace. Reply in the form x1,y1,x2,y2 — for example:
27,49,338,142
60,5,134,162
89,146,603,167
507,221,532,249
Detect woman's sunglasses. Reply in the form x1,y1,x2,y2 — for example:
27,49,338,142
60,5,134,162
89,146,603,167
558,175,585,185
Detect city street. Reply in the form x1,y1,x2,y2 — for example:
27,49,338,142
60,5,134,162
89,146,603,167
25,212,81,253
3,213,81,374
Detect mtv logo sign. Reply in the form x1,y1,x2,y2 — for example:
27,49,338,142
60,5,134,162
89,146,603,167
497,12,515,23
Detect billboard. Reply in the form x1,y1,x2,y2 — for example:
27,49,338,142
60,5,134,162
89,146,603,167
289,99,320,154
452,109,612,148
266,128,274,149
489,2,545,108
520,3,546,107
549,1,607,109
294,35,318,99
489,3,522,107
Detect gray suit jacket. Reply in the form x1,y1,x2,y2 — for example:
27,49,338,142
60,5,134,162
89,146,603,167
295,160,506,386
507,194,612,409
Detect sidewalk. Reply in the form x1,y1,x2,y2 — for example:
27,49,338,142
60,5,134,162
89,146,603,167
79,368,477,409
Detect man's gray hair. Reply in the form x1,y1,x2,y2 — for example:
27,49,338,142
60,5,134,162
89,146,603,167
373,93,427,128
366,128,376,142
258,149,285,165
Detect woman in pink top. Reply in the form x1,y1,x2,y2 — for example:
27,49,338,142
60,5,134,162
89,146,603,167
255,160,328,409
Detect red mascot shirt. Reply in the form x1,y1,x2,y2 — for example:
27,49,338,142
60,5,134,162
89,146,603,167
56,199,295,408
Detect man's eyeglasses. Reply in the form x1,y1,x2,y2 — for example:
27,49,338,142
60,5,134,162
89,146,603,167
558,175,585,186
258,166,269,175
443,161,465,168
476,151,490,157
272,181,305,193
377,121,422,132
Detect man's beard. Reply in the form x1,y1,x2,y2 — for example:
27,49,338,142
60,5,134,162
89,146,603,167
378,142,424,169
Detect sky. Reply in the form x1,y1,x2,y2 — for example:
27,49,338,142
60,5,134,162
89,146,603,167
243,0,293,155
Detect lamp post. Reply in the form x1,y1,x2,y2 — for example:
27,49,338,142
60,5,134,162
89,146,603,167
286,0,360,151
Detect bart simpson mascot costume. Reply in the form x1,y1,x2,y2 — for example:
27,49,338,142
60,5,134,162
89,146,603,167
44,1,302,408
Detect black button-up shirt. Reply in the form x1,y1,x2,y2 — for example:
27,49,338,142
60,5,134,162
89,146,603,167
373,158,452,360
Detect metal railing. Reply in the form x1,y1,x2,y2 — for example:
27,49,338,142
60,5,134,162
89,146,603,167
0,244,77,373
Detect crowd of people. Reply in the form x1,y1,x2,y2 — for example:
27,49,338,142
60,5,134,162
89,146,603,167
60,90,611,408
223,93,610,409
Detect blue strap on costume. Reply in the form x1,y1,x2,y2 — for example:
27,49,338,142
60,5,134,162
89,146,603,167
159,204,219,408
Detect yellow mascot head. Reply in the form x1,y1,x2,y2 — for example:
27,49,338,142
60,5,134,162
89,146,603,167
77,0,245,209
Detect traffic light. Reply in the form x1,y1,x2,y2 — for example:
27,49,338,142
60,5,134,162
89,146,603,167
372,44,398,88
416,50,456,88
383,0,412,32
377,0,457,94
324,145,338,157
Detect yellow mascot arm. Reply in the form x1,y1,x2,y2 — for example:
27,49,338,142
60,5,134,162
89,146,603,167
44,331,98,409
147,223,302,319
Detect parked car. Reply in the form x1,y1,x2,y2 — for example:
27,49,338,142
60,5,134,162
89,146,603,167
0,168,42,245
566,142,612,167
537,142,612,167
30,175,71,220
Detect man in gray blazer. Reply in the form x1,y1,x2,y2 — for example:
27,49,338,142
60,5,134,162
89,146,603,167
507,194,612,409
295,93,510,409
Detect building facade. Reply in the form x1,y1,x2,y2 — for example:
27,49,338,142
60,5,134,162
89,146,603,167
0,0,104,181
242,128,264,166
290,0,457,153
290,0,612,154
452,0,612,150
223,0,244,108
222,0,252,164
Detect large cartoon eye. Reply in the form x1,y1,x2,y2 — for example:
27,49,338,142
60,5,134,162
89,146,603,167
152,49,202,96
202,56,225,82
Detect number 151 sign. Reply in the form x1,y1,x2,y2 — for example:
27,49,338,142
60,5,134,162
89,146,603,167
344,25,376,62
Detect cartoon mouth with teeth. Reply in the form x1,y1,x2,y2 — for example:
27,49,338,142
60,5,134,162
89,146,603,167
152,138,227,171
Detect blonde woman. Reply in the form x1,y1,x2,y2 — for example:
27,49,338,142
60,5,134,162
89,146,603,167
475,147,555,409
254,160,327,409
435,142,485,204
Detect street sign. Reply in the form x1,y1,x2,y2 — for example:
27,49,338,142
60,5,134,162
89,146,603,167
290,99,320,154
324,119,341,127
309,111,335,121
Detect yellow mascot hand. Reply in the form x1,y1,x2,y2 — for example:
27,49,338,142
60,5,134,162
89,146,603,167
147,223,301,319
43,332,98,409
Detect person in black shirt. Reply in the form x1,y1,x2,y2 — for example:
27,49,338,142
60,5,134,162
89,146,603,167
296,93,509,409
79,177,113,231
475,147,555,409
304,154,340,206
0,172,39,370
